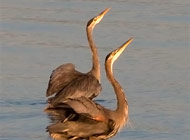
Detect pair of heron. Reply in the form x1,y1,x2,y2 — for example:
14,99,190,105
45,8,134,140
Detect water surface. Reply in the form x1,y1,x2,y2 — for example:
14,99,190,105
0,0,189,140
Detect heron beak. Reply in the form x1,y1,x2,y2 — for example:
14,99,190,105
99,8,111,17
113,37,134,61
95,8,111,24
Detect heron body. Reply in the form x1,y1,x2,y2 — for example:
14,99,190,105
46,8,110,106
46,38,133,140
48,71,102,106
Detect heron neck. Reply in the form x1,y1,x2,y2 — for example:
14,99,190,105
86,26,100,82
105,61,128,113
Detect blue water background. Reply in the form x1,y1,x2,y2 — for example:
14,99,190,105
0,0,189,139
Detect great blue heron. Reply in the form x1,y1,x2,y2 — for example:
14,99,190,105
46,38,134,140
46,8,110,105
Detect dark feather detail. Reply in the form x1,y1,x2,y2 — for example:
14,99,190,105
46,63,80,97
47,115,115,140
56,97,106,121
49,74,102,106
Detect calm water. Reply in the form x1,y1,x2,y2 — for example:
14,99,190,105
0,0,189,140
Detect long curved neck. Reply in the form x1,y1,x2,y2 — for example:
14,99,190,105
86,26,100,82
105,61,128,114
105,60,129,130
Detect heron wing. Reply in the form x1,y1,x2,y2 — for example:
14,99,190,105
47,120,110,139
46,63,80,97
46,98,115,139
49,74,102,104
54,97,106,122
46,107,115,140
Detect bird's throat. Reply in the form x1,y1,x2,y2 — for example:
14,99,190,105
86,27,100,82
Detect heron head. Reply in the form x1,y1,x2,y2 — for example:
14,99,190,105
87,8,110,30
105,38,134,66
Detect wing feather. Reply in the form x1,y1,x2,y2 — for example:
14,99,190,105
46,63,80,97
49,74,102,104
56,97,106,122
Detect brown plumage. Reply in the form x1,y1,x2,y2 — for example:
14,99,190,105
46,8,110,106
46,38,134,140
